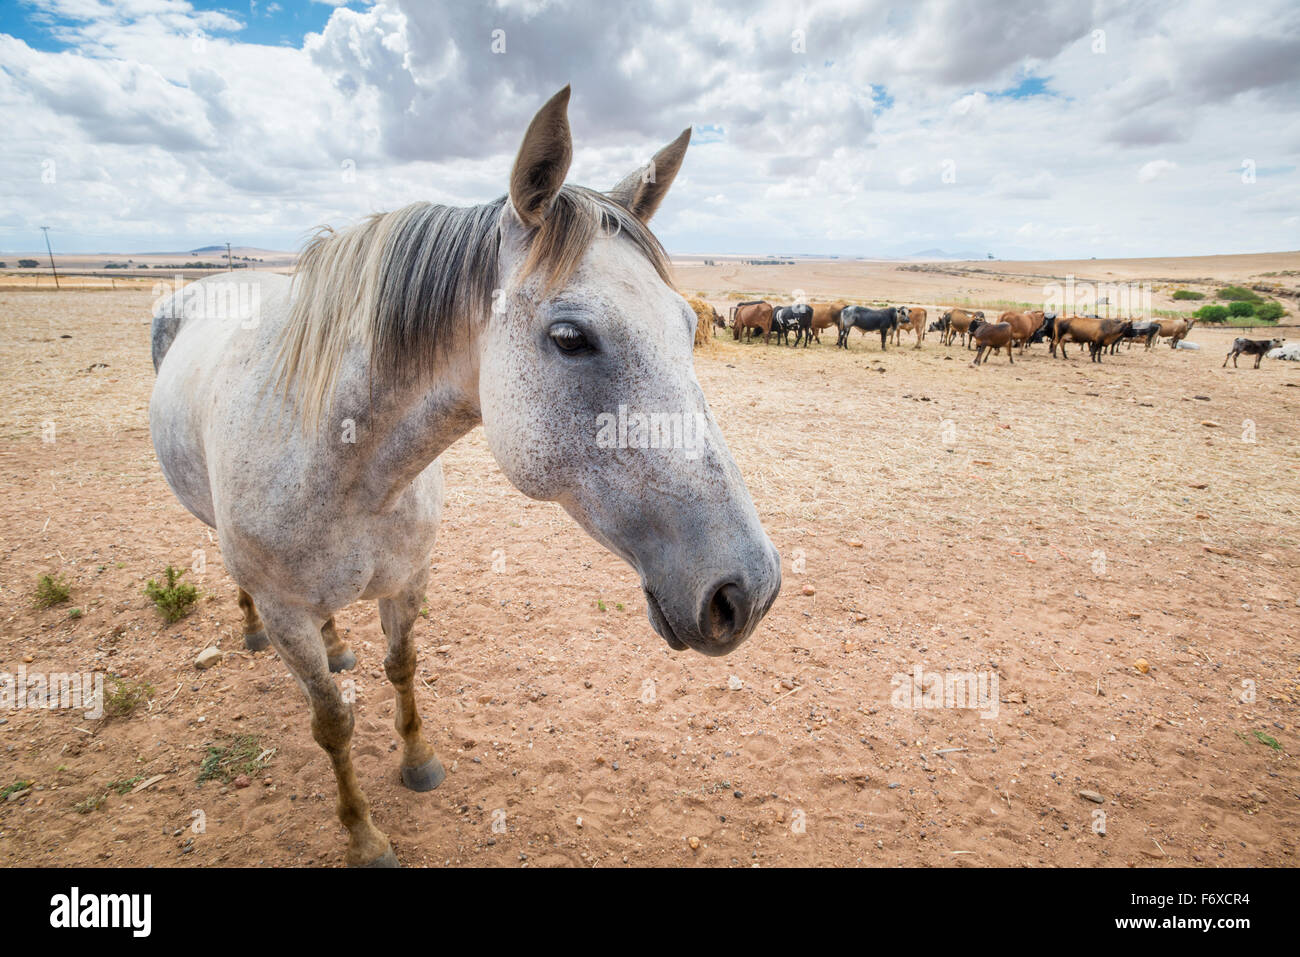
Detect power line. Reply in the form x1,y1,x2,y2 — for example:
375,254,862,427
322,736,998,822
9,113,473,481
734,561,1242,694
40,226,60,290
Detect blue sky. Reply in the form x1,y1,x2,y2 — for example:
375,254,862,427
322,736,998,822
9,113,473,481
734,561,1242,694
0,0,345,50
0,0,1297,259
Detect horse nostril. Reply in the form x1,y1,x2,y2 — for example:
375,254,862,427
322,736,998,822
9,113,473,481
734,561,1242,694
704,582,746,643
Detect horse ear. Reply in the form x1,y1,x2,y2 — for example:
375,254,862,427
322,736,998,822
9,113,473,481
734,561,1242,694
509,86,573,228
607,127,691,223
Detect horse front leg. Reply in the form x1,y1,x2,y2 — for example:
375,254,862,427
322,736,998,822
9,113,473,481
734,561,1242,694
257,599,395,867
379,571,446,794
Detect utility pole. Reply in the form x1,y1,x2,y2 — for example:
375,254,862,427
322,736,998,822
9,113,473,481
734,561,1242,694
41,226,60,290
226,241,233,271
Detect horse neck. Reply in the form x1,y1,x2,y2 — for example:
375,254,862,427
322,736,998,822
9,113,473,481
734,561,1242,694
348,332,483,510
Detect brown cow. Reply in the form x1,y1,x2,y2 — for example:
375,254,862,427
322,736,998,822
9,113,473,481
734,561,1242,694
892,306,927,349
942,308,984,348
731,300,773,344
1155,317,1197,348
807,300,848,344
969,318,1013,365
1050,316,1127,362
998,310,1049,354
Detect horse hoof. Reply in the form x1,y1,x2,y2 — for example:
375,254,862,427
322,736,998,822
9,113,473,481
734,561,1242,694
244,628,270,652
357,847,399,868
328,649,357,673
401,757,446,792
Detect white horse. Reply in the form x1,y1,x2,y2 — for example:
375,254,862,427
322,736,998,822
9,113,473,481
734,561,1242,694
149,87,781,866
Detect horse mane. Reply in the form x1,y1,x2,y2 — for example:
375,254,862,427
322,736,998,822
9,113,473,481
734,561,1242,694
274,185,672,426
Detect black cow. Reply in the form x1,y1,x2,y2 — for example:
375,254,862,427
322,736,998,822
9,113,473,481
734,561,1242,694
1223,337,1284,369
769,307,795,346
837,305,902,350
1027,311,1057,345
772,304,813,347
1119,320,1160,350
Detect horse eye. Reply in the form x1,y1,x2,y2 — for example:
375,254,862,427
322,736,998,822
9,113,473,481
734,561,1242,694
548,322,590,354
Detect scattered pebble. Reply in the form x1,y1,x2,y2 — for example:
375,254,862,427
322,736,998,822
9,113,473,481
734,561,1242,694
195,647,222,670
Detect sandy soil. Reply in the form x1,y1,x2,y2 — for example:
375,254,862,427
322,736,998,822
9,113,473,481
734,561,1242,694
0,276,1297,868
678,250,1300,320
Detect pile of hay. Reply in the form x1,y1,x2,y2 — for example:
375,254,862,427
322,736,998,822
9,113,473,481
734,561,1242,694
686,296,717,348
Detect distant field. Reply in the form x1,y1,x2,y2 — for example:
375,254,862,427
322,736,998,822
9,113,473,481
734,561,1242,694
675,250,1300,326
1,285,1296,868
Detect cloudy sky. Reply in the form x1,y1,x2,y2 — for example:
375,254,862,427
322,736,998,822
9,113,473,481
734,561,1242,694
1,0,1297,259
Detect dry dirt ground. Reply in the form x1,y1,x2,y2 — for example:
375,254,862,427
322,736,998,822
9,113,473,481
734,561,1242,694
0,280,1297,868
676,249,1300,319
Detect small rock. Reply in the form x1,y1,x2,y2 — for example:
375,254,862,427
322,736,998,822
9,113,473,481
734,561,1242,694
195,647,223,670
1134,658,1150,674
233,775,251,789
688,836,700,850
1079,790,1105,804
727,675,743,691
801,584,815,596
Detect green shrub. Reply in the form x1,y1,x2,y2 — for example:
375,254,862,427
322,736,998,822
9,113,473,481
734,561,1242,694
1253,301,1285,321
1171,289,1205,300
1194,304,1229,322
1218,285,1261,302
34,574,71,608
144,565,199,623
1228,301,1254,317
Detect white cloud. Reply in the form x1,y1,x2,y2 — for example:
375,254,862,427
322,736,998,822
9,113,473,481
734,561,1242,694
1138,159,1178,183
0,0,1297,258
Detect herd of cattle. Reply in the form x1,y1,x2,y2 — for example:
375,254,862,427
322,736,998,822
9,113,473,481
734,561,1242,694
718,300,1286,368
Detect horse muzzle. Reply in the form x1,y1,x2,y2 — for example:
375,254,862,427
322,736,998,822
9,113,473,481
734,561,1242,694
642,540,781,656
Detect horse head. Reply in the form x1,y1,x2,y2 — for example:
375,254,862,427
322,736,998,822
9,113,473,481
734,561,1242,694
479,88,781,656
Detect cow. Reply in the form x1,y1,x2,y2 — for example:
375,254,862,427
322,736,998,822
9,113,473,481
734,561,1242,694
769,306,797,346
731,300,774,344
838,305,902,350
1027,311,1058,345
968,318,1013,365
778,303,814,347
998,310,1051,354
1050,316,1127,362
1223,337,1285,369
941,308,984,348
1103,319,1134,355
1119,319,1161,350
890,306,927,349
808,300,848,344
1154,317,1196,348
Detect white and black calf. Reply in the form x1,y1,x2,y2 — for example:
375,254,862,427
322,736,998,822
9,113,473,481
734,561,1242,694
1223,337,1284,368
